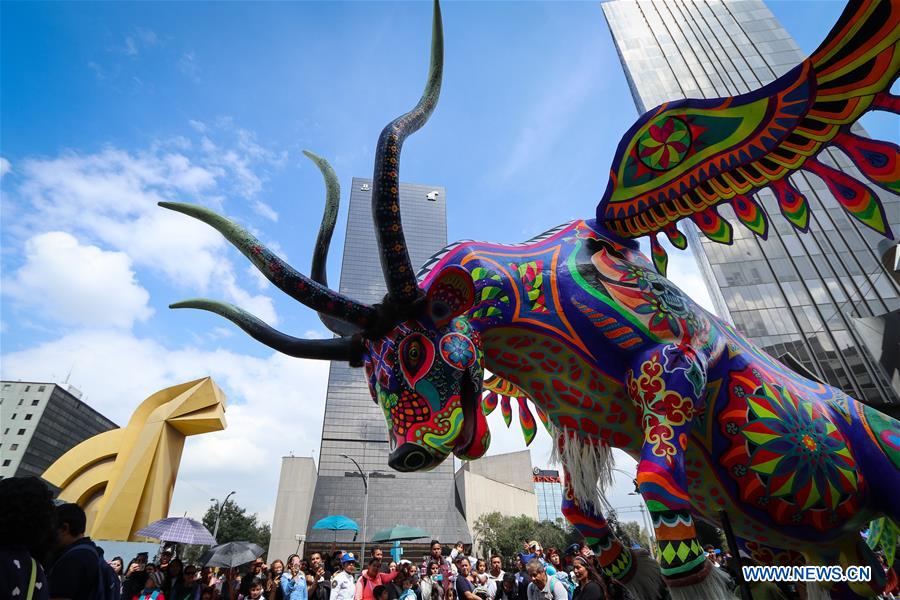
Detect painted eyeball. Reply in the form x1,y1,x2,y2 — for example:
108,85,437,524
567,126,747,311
399,334,434,386
439,332,476,370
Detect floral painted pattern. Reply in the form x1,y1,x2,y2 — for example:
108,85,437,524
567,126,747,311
440,332,476,370
637,116,691,170
719,366,864,531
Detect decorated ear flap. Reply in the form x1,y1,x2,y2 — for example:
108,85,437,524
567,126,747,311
426,265,475,327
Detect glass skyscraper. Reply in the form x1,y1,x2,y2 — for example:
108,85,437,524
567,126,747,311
602,0,900,407
307,177,471,548
533,468,565,525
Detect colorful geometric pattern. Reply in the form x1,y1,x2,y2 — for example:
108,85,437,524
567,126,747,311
594,0,900,273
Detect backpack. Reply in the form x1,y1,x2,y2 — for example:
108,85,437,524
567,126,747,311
60,544,122,600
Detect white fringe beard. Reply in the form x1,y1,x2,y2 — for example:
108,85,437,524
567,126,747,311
548,426,616,509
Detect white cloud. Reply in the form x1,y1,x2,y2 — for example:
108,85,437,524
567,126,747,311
10,143,282,318
4,232,153,329
1,329,331,523
0,157,11,178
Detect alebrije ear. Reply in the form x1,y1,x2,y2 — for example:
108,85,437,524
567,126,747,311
426,265,475,327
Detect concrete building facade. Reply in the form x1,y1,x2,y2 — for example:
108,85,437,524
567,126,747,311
602,0,900,408
307,178,471,551
268,456,318,562
0,381,117,479
455,451,538,556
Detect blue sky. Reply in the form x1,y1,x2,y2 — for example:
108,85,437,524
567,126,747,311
2,1,891,529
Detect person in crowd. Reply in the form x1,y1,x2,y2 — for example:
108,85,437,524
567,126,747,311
331,553,357,600
110,557,125,583
397,578,417,600
471,560,491,600
124,560,148,598
448,545,465,567
309,553,330,583
48,502,109,600
307,553,329,600
242,580,266,600
524,560,566,600
570,557,605,600
419,563,444,600
421,542,446,579
356,559,399,600
200,586,216,600
165,558,185,598
486,556,503,591
0,477,54,600
512,558,530,600
172,564,201,600
242,560,267,597
454,558,477,600
282,555,308,600
135,571,166,600
220,567,243,600
493,574,518,600
372,586,388,600
267,560,285,600
369,549,384,573
387,563,398,575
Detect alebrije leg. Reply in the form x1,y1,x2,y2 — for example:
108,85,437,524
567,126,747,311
730,194,768,239
649,234,668,277
482,391,498,416
516,397,536,446
663,223,688,250
832,131,900,195
872,91,900,114
500,395,512,427
771,177,810,233
691,207,733,244
804,158,892,238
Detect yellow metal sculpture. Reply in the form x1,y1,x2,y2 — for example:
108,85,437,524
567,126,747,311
43,377,227,541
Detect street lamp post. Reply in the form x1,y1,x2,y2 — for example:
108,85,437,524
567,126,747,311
211,490,236,542
608,467,657,559
341,454,369,561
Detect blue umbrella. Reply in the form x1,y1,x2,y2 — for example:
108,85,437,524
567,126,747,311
312,515,359,531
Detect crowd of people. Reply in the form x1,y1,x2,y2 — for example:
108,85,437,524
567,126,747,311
3,476,899,600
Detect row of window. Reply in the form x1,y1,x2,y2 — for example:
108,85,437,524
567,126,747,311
0,398,41,406
3,428,27,436
1,384,47,392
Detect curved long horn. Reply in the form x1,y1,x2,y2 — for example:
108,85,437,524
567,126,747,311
372,0,443,304
159,201,376,329
171,299,362,361
303,150,362,337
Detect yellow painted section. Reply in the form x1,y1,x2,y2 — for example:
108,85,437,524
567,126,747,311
42,377,227,541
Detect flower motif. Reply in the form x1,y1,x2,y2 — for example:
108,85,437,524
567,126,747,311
440,333,476,370
637,116,691,170
742,383,858,513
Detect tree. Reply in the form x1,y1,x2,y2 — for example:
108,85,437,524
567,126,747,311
472,512,581,559
618,521,651,549
202,499,271,549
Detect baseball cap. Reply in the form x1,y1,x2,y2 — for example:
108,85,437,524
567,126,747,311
341,553,357,564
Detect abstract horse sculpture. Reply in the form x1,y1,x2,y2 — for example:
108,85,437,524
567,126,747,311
162,1,900,597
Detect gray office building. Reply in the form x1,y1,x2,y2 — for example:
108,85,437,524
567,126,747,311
307,178,471,550
0,381,118,479
602,0,900,408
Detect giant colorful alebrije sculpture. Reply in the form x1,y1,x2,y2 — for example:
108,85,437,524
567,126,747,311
43,377,227,541
160,1,900,598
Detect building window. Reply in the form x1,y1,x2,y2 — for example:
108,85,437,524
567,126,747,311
24,386,30,392
31,400,39,406
24,414,32,421
38,385,46,392
2,383,10,389
11,413,16,420
17,429,25,435
2,460,10,467
18,399,23,406
3,428,7,435
10,444,18,451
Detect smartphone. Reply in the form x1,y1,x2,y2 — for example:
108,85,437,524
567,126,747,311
434,575,442,582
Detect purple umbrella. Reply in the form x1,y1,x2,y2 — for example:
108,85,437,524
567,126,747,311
136,517,217,545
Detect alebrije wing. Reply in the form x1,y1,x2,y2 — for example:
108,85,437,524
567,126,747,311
596,0,899,276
